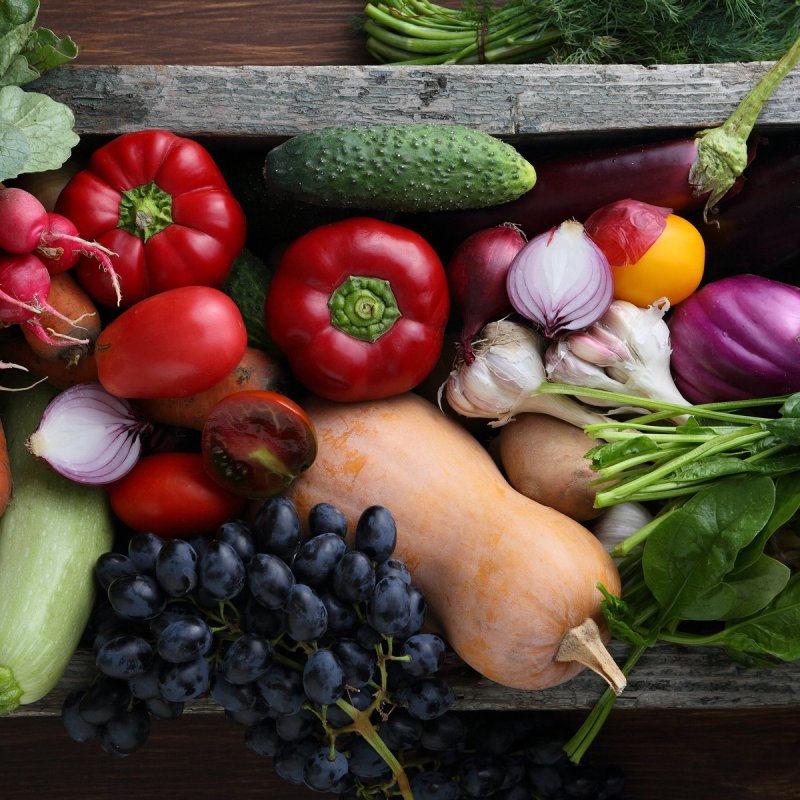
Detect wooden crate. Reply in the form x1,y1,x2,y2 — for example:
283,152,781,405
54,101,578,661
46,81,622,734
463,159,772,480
9,62,800,718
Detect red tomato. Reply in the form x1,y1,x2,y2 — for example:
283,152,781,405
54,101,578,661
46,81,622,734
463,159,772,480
201,390,317,498
108,452,245,537
95,286,247,399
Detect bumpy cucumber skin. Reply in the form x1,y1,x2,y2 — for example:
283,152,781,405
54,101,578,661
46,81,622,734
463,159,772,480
264,124,537,212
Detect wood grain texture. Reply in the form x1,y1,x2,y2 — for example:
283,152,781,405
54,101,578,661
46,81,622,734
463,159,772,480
32,61,800,140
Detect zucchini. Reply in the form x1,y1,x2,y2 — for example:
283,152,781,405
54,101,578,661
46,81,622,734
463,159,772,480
0,382,115,713
264,123,536,212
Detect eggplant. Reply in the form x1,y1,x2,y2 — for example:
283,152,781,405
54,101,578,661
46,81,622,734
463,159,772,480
409,36,800,254
693,135,800,285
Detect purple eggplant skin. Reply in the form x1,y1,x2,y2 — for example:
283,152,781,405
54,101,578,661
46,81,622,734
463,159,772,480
404,136,712,253
691,135,800,286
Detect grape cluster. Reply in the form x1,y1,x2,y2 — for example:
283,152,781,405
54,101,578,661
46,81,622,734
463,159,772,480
62,496,627,799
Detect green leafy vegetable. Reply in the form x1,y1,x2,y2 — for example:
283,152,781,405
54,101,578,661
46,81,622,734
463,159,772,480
0,0,78,181
361,0,800,66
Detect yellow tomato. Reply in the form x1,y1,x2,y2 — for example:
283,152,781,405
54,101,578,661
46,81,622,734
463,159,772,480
610,214,705,307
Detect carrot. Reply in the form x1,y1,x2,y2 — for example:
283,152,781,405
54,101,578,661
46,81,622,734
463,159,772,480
0,331,99,389
0,419,11,518
20,272,101,366
135,347,290,430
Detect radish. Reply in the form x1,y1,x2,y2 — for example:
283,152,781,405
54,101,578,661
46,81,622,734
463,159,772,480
0,253,91,348
0,188,121,304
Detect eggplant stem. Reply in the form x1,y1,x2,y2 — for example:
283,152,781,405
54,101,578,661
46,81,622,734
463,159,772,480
555,617,627,695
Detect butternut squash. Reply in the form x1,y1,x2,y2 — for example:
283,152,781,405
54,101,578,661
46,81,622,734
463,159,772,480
288,392,625,693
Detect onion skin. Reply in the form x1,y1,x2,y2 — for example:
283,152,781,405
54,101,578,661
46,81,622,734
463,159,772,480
668,274,800,403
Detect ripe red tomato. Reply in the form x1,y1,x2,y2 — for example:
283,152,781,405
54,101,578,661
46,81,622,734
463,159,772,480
201,390,317,498
95,286,247,399
108,452,246,537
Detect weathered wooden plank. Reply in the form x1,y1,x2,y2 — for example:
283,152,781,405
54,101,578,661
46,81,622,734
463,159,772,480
8,643,799,718
32,62,800,140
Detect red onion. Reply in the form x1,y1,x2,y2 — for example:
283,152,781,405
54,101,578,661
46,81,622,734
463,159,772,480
506,220,613,338
669,274,800,403
27,382,152,484
446,223,526,363
584,199,672,265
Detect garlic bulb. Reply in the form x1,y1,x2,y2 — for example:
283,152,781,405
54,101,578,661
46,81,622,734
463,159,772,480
591,502,654,552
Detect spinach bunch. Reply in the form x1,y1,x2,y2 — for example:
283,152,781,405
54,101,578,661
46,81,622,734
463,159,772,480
536,387,800,762
0,0,78,182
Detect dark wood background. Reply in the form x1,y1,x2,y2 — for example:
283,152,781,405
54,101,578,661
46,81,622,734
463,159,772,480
2,3,799,798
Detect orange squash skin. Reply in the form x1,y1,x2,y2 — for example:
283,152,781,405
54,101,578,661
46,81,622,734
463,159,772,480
288,392,621,691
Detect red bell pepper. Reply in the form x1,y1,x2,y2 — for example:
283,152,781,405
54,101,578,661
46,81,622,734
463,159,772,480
265,217,449,403
55,129,246,308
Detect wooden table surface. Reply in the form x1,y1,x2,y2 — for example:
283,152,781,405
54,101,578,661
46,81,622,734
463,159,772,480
3,3,799,798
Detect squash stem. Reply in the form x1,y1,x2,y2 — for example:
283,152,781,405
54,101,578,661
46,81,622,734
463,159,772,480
554,617,626,695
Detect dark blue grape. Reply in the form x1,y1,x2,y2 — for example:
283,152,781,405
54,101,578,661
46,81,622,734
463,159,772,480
304,747,349,792
127,532,164,574
247,552,295,610
210,671,256,713
561,764,604,799
158,656,211,701
355,623,382,650
420,712,469,752
495,784,530,800
216,519,257,564
409,771,463,800
375,558,411,585
308,502,347,537
367,575,411,636
108,574,166,620
220,633,273,684
354,505,397,562
96,634,153,680
226,703,270,727
379,707,423,749
128,658,163,700
325,686,372,728
95,552,138,590
274,737,318,784
245,717,282,756
87,602,135,650
185,534,211,561
302,648,346,705
401,633,446,677
155,539,198,597
77,677,131,725
395,677,454,721
527,737,570,767
100,704,150,756
61,689,101,743
199,540,246,600
253,495,302,558
147,602,198,637
242,596,283,638
458,754,507,797
321,592,359,636
157,616,213,663
331,639,376,688
333,550,376,603
275,708,316,742
401,585,427,637
284,584,327,642
292,533,347,585
144,696,184,720
347,736,392,780
256,662,306,715
528,764,563,797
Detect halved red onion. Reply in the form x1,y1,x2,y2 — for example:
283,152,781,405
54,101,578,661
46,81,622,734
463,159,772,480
506,220,613,338
27,382,152,484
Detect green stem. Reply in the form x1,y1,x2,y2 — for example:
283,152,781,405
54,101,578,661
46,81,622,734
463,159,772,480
612,508,678,557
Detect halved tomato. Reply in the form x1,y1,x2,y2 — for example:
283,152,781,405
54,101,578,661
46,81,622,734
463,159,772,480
201,390,317,498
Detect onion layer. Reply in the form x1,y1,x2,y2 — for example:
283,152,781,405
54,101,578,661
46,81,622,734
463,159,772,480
28,382,151,484
506,220,613,338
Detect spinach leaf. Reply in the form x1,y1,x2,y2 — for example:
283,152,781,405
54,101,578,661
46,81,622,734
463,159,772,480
641,476,775,621
716,554,790,620
714,573,800,662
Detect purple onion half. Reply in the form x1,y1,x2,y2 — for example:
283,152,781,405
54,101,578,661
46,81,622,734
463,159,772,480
668,274,800,403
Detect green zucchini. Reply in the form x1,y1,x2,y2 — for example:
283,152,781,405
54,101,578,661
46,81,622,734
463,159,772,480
0,382,115,714
264,123,536,212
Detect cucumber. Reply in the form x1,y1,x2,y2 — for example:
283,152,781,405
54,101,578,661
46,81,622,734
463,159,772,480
264,123,536,212
223,247,276,354
0,382,115,713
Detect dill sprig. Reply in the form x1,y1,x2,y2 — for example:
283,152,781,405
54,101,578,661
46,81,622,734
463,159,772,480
361,0,800,65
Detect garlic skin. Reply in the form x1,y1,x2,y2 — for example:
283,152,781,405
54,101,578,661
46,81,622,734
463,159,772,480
443,318,608,428
545,299,690,412
591,502,654,552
